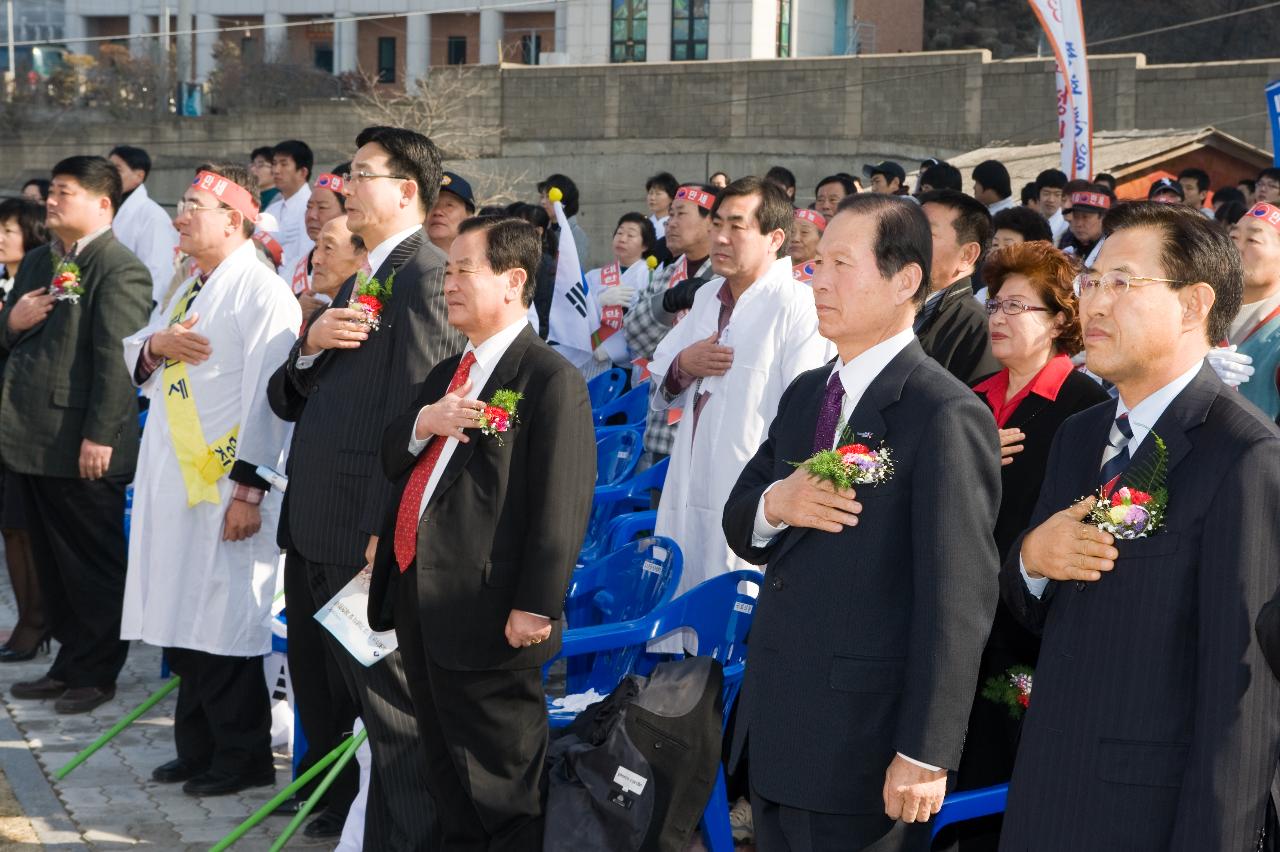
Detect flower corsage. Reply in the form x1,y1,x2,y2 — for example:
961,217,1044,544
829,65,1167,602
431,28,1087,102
352,269,395,331
50,259,84,303
1086,433,1168,539
982,665,1034,720
791,436,894,489
478,389,522,445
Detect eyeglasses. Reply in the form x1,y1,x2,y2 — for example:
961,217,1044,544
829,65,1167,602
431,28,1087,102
1071,270,1192,300
984,298,1052,316
1257,179,1280,191
340,171,409,184
175,199,231,217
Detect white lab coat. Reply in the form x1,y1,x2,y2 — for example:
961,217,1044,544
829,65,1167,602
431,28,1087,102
649,256,832,645
120,240,301,656
112,183,180,308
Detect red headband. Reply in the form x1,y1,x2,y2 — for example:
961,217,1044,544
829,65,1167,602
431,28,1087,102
675,185,716,211
314,173,345,195
795,209,827,231
192,170,260,223
1248,202,1280,230
1069,191,1111,211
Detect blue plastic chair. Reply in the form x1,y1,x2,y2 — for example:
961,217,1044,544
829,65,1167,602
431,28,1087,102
595,426,643,487
587,367,629,409
545,569,760,852
564,536,683,692
604,510,658,553
931,784,1009,838
581,459,669,562
592,382,649,428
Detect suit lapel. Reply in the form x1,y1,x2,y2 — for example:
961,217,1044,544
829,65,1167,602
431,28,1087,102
1120,363,1217,491
340,229,426,311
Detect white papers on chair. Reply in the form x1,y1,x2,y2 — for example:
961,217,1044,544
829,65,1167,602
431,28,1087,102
315,566,398,667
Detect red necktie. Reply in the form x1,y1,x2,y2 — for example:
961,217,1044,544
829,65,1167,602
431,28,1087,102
393,351,477,571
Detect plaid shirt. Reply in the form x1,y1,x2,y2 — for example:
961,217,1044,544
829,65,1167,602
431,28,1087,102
622,255,713,456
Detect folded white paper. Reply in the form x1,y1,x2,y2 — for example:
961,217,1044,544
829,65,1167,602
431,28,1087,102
315,566,398,667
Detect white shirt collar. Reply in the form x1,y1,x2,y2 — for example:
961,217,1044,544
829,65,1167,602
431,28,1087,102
465,317,530,373
825,326,917,444
987,196,1015,215
1115,359,1203,454
57,224,112,258
367,224,424,277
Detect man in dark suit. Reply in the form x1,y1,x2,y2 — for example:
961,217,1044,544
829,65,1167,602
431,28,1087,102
0,156,152,714
368,216,594,850
267,126,465,845
1000,202,1280,851
915,189,1000,383
722,193,1001,851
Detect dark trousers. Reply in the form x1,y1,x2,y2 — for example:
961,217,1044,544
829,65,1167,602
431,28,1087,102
165,647,273,776
283,550,358,817
396,566,547,852
751,786,932,852
290,550,437,850
20,474,129,688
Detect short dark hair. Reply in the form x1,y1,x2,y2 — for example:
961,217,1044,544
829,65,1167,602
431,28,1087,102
645,172,678,197
250,146,274,162
537,174,580,217
1239,178,1257,193
21,178,49,201
816,174,857,197
918,188,994,265
108,145,151,179
355,126,444,215
1020,182,1040,205
0,198,48,254
973,159,1011,198
764,166,797,193
1093,172,1117,191
1036,169,1068,192
1178,168,1210,193
1211,186,1245,208
992,205,1053,243
51,155,123,213
1258,167,1280,185
835,193,933,309
272,139,314,181
1214,200,1247,226
919,162,962,193
457,216,542,307
1102,201,1242,345
709,171,729,183
711,176,794,258
199,162,260,238
350,233,366,252
615,212,656,252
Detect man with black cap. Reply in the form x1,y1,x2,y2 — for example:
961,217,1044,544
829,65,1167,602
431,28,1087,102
1149,176,1185,204
864,161,909,198
1061,185,1112,261
1036,168,1070,242
973,159,1014,216
426,171,475,253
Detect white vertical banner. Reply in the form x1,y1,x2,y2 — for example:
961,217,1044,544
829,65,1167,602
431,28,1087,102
546,199,597,368
1027,0,1092,179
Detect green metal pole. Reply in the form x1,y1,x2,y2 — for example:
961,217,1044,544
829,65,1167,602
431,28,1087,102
268,728,366,852
208,731,357,852
53,676,181,780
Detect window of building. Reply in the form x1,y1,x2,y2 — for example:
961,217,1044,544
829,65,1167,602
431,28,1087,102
313,44,334,73
447,35,467,65
776,0,792,57
377,36,396,82
611,0,647,63
521,34,542,65
671,0,708,61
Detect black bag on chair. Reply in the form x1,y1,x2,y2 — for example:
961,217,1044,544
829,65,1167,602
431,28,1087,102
544,656,725,852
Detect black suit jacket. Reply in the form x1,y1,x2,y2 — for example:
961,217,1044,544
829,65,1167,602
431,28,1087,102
367,325,595,672
916,278,1000,385
1260,592,1280,681
721,339,1002,814
0,234,152,478
999,364,1280,852
267,230,465,567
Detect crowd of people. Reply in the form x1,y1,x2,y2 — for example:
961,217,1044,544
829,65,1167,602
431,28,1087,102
0,127,1278,852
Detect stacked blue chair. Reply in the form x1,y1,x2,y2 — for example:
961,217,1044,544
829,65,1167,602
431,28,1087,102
586,367,629,409
931,784,1010,838
593,382,650,430
602,510,658,554
595,426,643,487
581,459,668,562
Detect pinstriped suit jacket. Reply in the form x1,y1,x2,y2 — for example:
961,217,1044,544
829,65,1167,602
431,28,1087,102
999,363,1280,852
268,228,466,568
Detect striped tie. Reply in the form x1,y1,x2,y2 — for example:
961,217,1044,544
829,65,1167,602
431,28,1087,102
1098,413,1133,497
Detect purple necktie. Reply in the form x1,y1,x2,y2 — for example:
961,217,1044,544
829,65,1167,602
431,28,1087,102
813,372,845,453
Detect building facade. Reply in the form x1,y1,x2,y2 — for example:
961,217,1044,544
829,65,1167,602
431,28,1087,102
62,0,921,81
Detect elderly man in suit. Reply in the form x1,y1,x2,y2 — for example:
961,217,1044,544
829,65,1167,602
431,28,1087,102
1000,202,1280,851
722,192,1002,851
369,216,594,850
0,156,152,714
267,125,465,846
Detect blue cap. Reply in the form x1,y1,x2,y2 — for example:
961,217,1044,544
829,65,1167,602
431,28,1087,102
440,172,475,211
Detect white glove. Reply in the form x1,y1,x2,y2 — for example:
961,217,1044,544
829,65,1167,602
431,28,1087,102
596,285,636,308
1206,345,1254,387
593,343,611,362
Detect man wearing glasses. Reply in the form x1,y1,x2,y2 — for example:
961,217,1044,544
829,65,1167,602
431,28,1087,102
268,126,464,847
1255,168,1280,204
1000,202,1280,851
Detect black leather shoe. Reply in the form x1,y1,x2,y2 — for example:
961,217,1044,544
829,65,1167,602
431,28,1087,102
304,809,347,839
183,767,276,797
151,758,209,784
54,686,115,714
11,675,66,700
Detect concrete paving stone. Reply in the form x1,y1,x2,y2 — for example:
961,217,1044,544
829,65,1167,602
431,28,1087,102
56,784,110,806
102,784,158,807
176,818,263,843
82,826,143,845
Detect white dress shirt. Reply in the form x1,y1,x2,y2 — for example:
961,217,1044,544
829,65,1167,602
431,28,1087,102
264,182,313,282
1020,358,1203,597
1048,209,1069,242
987,196,1015,216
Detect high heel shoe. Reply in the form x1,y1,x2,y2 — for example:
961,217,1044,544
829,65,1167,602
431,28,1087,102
0,634,51,663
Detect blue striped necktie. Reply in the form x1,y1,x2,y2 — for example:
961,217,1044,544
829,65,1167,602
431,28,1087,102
1098,413,1133,496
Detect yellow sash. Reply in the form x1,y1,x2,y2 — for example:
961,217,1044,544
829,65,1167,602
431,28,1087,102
162,277,240,507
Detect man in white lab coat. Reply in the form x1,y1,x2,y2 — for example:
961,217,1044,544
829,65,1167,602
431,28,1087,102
121,164,301,797
108,145,180,309
649,177,831,649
